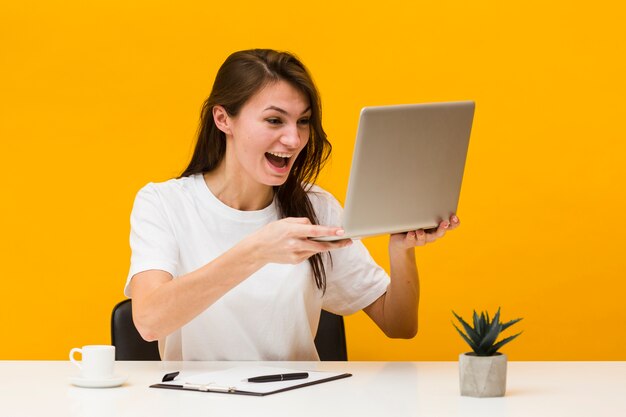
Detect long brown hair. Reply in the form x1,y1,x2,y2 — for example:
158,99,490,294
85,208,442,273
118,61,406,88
181,49,332,292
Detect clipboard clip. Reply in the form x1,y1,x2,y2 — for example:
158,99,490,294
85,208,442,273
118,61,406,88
183,382,236,393
162,371,180,382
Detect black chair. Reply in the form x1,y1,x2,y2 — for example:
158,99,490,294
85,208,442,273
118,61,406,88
111,299,347,361
315,310,348,361
111,299,160,360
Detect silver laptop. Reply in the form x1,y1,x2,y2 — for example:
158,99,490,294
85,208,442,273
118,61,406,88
314,101,475,241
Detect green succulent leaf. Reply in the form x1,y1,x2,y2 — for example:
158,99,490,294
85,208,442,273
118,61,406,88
473,310,482,335
452,323,479,352
487,331,523,355
492,307,501,325
453,308,523,356
452,311,481,345
477,313,502,353
501,317,523,332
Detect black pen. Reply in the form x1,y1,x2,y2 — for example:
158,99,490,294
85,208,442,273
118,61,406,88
247,372,309,383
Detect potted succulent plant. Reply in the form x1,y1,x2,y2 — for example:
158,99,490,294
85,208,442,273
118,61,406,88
452,307,523,397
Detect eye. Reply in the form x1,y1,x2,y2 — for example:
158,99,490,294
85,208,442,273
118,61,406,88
298,118,310,126
266,118,282,125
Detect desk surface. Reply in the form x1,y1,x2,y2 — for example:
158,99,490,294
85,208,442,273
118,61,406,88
1,361,625,417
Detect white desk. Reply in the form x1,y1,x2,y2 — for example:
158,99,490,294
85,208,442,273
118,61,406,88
1,361,625,417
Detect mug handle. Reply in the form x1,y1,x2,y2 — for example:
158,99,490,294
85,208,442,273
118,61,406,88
69,348,82,371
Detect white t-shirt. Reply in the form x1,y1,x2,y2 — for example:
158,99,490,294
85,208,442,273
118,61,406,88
125,174,389,360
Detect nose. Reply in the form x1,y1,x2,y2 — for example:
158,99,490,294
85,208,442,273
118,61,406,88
279,123,303,149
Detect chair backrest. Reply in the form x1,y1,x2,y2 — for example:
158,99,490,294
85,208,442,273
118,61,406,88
315,310,348,361
111,299,347,361
111,299,160,360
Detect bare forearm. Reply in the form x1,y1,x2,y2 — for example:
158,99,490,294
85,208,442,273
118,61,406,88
366,220,458,339
132,239,264,341
384,246,420,338
132,217,351,341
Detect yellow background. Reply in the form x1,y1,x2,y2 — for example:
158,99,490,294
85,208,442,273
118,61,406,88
1,1,625,360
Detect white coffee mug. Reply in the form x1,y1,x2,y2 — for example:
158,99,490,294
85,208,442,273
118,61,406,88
69,345,115,380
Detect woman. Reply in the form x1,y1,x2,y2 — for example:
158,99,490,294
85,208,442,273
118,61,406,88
126,49,459,360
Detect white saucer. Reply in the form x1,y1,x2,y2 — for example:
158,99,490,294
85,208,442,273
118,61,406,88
70,374,128,388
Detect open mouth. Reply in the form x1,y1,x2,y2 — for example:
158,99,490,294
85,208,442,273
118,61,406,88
265,152,291,169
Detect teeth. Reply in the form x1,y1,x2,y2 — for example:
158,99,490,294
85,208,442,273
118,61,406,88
267,152,292,159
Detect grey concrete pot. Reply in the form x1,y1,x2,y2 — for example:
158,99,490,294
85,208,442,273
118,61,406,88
459,352,507,397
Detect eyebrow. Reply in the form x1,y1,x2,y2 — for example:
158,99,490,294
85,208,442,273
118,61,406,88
263,105,311,116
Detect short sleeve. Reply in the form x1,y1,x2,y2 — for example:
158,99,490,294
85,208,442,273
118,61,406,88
322,242,390,316
309,187,390,316
125,184,179,297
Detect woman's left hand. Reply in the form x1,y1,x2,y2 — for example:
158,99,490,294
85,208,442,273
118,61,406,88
389,215,460,250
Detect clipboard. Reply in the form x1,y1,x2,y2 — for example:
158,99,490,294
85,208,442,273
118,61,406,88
150,365,352,396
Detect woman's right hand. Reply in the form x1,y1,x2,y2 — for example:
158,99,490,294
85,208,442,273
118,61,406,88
248,217,352,265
